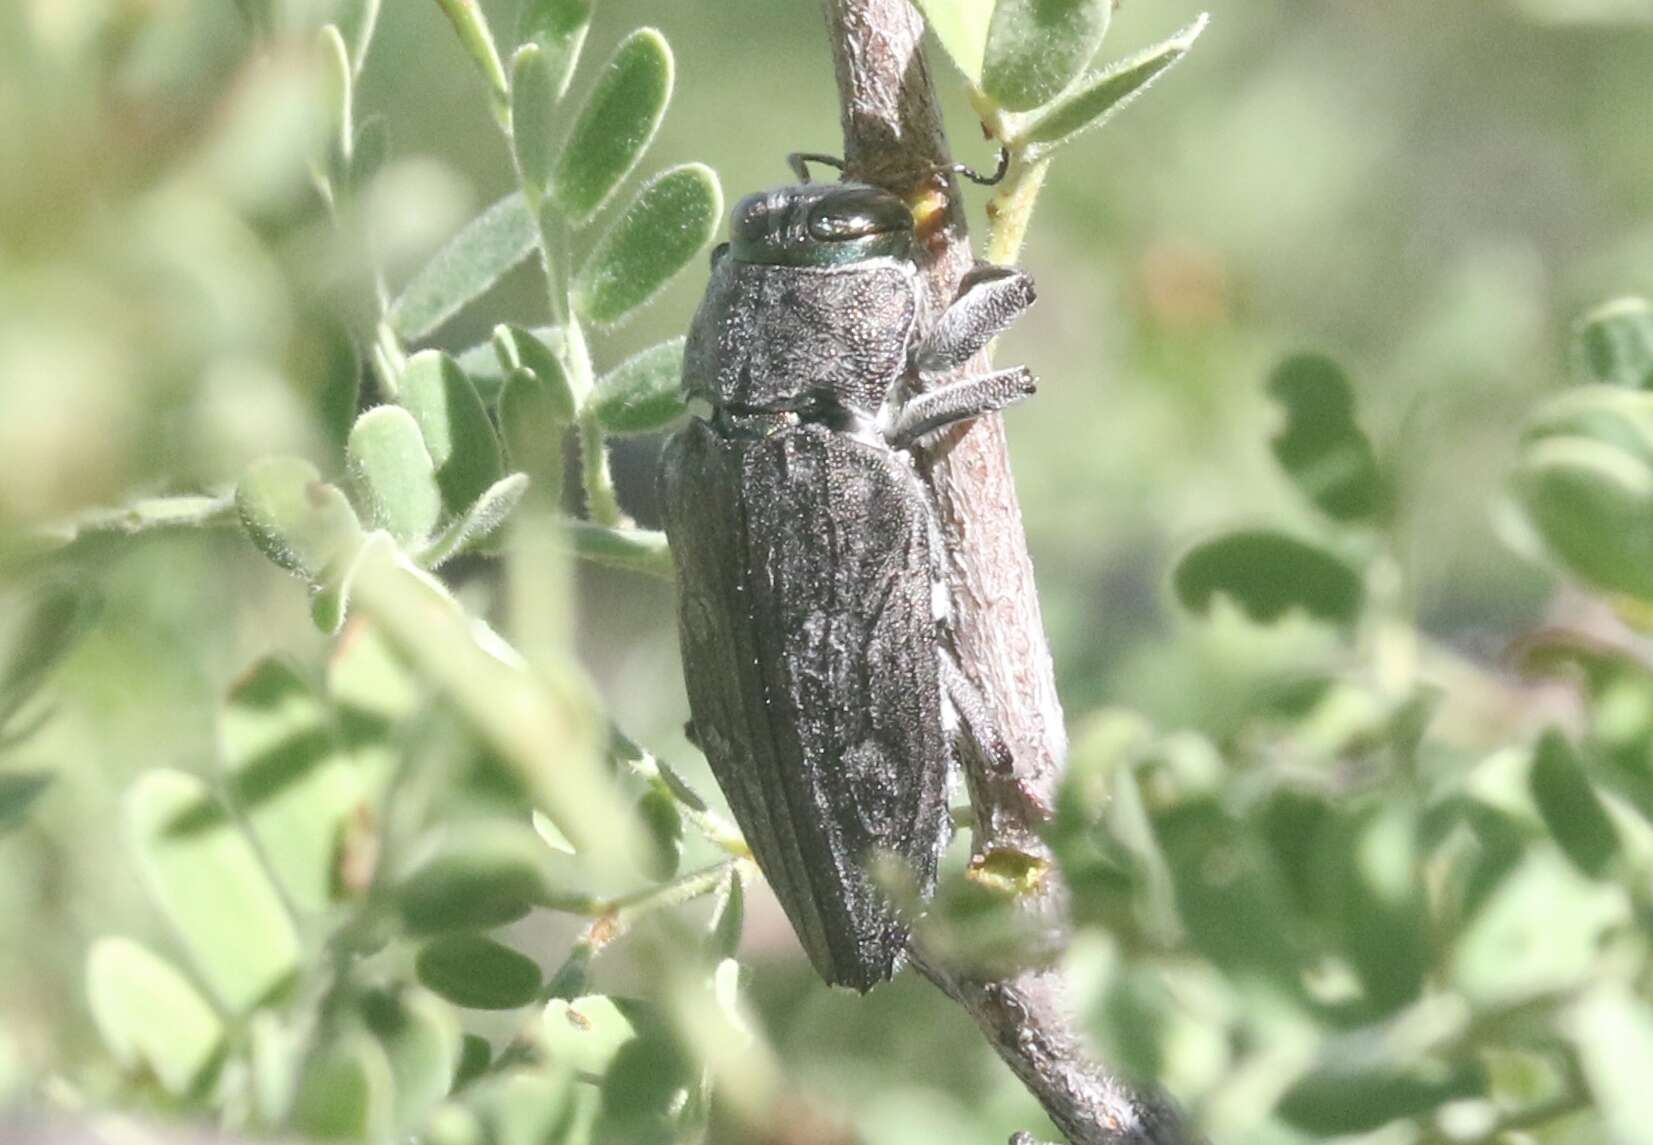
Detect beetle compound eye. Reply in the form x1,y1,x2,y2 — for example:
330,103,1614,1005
731,193,773,241
807,186,912,242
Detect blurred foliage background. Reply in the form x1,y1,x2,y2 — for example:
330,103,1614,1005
2,1,1653,1143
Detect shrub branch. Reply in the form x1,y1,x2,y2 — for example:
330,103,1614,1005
817,3,1205,1143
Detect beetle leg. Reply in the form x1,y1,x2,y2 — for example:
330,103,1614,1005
888,366,1035,447
914,264,1036,376
940,652,1054,822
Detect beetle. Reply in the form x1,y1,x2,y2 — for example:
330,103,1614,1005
660,160,1037,990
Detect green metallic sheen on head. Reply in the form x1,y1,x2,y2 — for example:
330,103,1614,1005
729,182,914,267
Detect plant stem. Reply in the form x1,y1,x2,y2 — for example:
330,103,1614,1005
818,3,1204,1143
986,155,1052,267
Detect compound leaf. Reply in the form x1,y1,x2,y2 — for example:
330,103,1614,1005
590,338,685,436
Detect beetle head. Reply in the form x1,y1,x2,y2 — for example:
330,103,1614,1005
730,182,913,267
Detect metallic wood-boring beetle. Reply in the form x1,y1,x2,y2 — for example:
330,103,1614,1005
660,162,1037,990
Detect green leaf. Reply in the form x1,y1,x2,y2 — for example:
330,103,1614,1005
87,937,224,1096
707,871,744,961
421,473,531,568
1311,804,1430,1018
349,112,388,194
348,406,443,546
1516,434,1653,600
1278,1056,1486,1135
455,1033,492,1090
500,375,567,507
221,658,359,911
126,770,300,1013
511,45,556,201
417,935,543,1010
982,0,1113,113
389,193,538,341
552,29,673,226
1529,729,1619,878
398,821,585,934
500,325,579,419
1572,297,1653,390
539,995,640,1076
573,164,721,327
590,338,685,435
597,1032,693,1139
0,771,52,835
1018,14,1203,152
1173,530,1365,625
1019,14,1207,150
0,585,95,720
316,24,353,188
289,1031,396,1142
433,0,510,113
517,0,592,100
1265,353,1386,524
360,986,462,1133
465,1070,578,1145
1151,798,1305,990
914,0,994,84
236,457,362,581
337,0,382,76
635,789,682,882
567,522,674,578
398,351,505,515
1569,987,1653,1145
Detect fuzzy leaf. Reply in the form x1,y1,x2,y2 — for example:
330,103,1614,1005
388,193,538,340
1173,529,1364,625
510,45,556,201
236,457,362,581
348,406,443,546
433,0,509,111
398,822,584,934
1573,297,1653,390
221,659,359,911
316,24,353,187
574,164,721,326
88,938,224,1096
1530,730,1619,878
421,473,531,567
398,351,504,515
1020,14,1207,150
336,0,381,76
590,338,686,435
500,325,579,418
982,0,1113,113
0,772,52,835
417,935,543,1010
126,770,299,1013
499,373,567,506
1266,353,1386,523
290,1032,395,1142
914,0,994,83
567,522,673,578
552,29,673,226
518,0,592,99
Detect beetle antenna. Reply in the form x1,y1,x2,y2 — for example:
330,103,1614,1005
937,147,1011,187
788,152,847,183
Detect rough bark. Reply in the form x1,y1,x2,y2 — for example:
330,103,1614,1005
817,4,1207,1143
